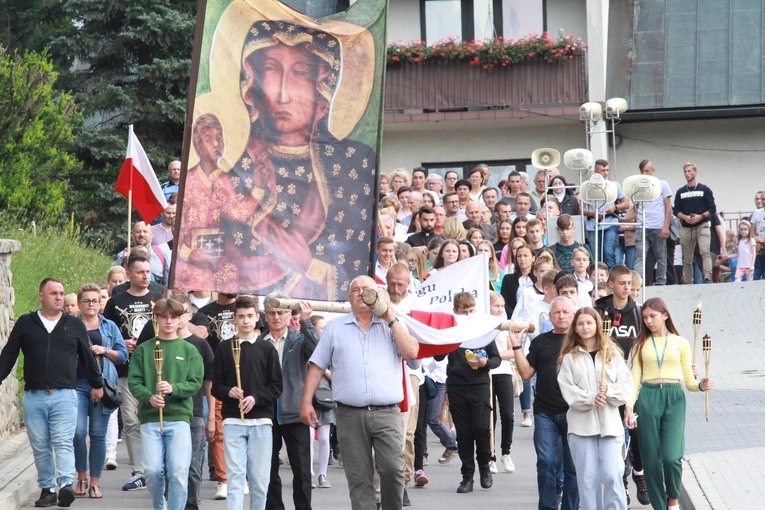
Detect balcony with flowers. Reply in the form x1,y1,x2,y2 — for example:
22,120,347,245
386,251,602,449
384,31,587,122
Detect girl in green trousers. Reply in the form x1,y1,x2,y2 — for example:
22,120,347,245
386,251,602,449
624,298,713,510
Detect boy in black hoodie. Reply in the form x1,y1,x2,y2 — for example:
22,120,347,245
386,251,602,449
212,296,283,509
442,292,501,495
593,265,647,505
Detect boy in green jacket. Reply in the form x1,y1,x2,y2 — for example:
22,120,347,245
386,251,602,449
128,298,204,510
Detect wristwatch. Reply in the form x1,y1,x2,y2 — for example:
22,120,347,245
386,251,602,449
512,345,522,351
388,318,399,328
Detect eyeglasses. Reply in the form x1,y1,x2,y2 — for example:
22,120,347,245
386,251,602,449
266,310,290,317
157,316,181,322
79,299,101,305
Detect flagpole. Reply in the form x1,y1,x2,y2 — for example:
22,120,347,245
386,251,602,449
127,125,134,254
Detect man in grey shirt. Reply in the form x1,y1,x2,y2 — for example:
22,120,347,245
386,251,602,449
301,276,419,510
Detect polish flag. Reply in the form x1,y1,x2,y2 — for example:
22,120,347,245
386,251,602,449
398,310,502,412
115,126,168,223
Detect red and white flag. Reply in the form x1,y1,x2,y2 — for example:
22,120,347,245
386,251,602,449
115,125,168,223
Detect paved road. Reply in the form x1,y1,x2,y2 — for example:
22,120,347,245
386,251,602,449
22,420,549,509
25,279,763,510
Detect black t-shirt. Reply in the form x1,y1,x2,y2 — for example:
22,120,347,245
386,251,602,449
136,311,211,346
112,281,165,296
199,301,236,351
526,331,568,416
183,334,214,418
78,328,103,380
103,290,161,377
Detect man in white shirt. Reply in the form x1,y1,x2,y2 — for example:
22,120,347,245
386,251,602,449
628,160,673,285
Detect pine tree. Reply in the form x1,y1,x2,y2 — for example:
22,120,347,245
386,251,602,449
50,0,197,246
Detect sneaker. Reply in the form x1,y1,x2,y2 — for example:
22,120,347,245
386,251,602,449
34,488,57,507
501,454,515,473
414,470,429,487
449,427,457,439
703,276,711,283
122,474,147,491
402,488,411,506
311,478,316,489
318,474,331,488
632,471,650,505
521,417,532,427
215,483,227,500
209,470,219,482
488,460,499,474
422,455,429,466
457,478,473,494
57,484,75,508
438,448,458,464
479,467,493,489
338,455,344,469
328,456,334,466
244,483,249,495
105,458,118,470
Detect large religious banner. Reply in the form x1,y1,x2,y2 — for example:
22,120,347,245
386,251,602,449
171,0,387,300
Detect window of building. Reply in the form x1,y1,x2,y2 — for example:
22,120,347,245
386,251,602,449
421,159,534,186
420,0,545,44
501,0,544,41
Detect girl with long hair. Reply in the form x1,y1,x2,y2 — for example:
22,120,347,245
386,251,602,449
488,292,516,474
406,248,428,284
425,239,462,279
726,219,756,281
499,243,535,317
624,298,713,510
557,307,632,510
494,219,513,259
476,240,505,293
499,235,528,273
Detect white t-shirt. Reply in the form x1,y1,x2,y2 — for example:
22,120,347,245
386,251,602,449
637,180,673,229
585,181,626,230
37,312,60,333
751,208,765,240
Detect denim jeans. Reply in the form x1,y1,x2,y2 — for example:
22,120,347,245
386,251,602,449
141,421,192,510
614,237,636,270
754,253,765,280
533,412,579,510
185,416,206,510
425,382,457,450
587,225,619,268
635,228,668,285
24,389,78,489
520,380,532,414
224,422,273,510
74,379,113,478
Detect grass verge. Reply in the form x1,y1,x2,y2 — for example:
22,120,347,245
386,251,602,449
0,216,114,402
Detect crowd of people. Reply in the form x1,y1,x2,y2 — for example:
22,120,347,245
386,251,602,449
0,158,741,510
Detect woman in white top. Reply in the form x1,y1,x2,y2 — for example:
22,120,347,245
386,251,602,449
557,307,632,510
488,292,516,474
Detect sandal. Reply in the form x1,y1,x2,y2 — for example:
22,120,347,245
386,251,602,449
75,479,88,497
89,485,103,499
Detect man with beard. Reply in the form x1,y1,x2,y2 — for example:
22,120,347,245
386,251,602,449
386,264,427,505
406,207,441,248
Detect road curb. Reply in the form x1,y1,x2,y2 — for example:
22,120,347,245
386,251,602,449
681,458,712,510
0,430,37,510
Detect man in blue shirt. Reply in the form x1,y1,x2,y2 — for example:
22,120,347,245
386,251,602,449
301,276,419,510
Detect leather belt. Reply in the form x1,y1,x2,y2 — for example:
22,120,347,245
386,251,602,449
337,403,397,411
